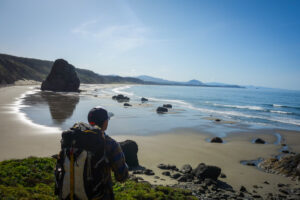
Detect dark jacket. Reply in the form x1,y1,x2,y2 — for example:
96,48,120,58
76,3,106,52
100,134,129,200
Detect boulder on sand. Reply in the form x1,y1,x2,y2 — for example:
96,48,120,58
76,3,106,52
41,59,80,92
180,164,192,174
210,137,223,143
119,140,139,168
112,94,130,103
163,104,172,108
141,97,148,102
156,107,168,113
192,163,221,180
254,138,266,144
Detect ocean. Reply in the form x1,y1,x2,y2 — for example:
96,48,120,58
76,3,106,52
19,84,300,136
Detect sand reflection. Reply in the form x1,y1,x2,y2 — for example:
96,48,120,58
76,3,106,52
23,91,79,124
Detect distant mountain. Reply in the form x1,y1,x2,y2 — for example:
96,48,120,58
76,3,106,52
206,82,241,88
0,53,144,85
136,75,178,85
137,75,242,88
137,75,204,86
186,79,203,86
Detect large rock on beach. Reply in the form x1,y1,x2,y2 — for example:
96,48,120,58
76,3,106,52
156,107,168,113
41,59,80,92
119,140,139,168
210,137,223,143
192,163,221,180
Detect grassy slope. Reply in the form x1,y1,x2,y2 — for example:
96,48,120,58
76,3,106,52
0,54,52,84
0,53,144,85
0,157,196,200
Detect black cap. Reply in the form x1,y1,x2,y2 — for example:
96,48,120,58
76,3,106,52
88,107,112,126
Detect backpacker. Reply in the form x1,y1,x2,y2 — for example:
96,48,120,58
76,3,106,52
55,122,111,200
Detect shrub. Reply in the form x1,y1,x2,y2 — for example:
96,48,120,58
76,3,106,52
0,157,196,200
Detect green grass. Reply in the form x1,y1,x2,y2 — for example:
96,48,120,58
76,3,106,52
0,157,196,200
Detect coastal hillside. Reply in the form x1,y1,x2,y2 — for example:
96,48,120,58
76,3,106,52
0,54,52,84
0,53,144,85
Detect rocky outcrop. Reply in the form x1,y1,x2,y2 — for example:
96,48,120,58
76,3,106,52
158,163,221,182
210,137,223,143
124,103,132,107
129,160,300,200
119,140,139,168
112,94,130,103
41,59,80,92
156,107,168,113
258,154,300,180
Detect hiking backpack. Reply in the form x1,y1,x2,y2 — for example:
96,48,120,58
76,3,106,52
54,122,111,200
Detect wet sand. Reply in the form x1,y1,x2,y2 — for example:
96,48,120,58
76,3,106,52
0,85,300,197
0,86,61,161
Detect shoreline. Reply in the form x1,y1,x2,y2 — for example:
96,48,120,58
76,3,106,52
1,85,300,198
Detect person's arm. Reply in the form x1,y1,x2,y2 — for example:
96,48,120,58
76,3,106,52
108,140,129,182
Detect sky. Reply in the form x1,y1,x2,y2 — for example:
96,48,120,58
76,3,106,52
0,0,299,90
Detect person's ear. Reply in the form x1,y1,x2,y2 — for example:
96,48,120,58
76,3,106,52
102,120,108,130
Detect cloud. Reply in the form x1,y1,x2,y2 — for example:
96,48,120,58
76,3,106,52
72,20,98,35
72,20,150,53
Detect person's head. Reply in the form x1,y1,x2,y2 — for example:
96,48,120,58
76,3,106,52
88,107,112,131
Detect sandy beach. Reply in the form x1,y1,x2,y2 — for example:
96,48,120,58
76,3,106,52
0,85,300,198
0,86,61,160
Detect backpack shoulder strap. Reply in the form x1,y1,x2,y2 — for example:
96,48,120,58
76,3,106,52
94,130,109,168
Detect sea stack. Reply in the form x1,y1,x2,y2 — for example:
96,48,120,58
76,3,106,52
41,59,80,92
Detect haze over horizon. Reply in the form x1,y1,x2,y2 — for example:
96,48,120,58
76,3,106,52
0,0,299,90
